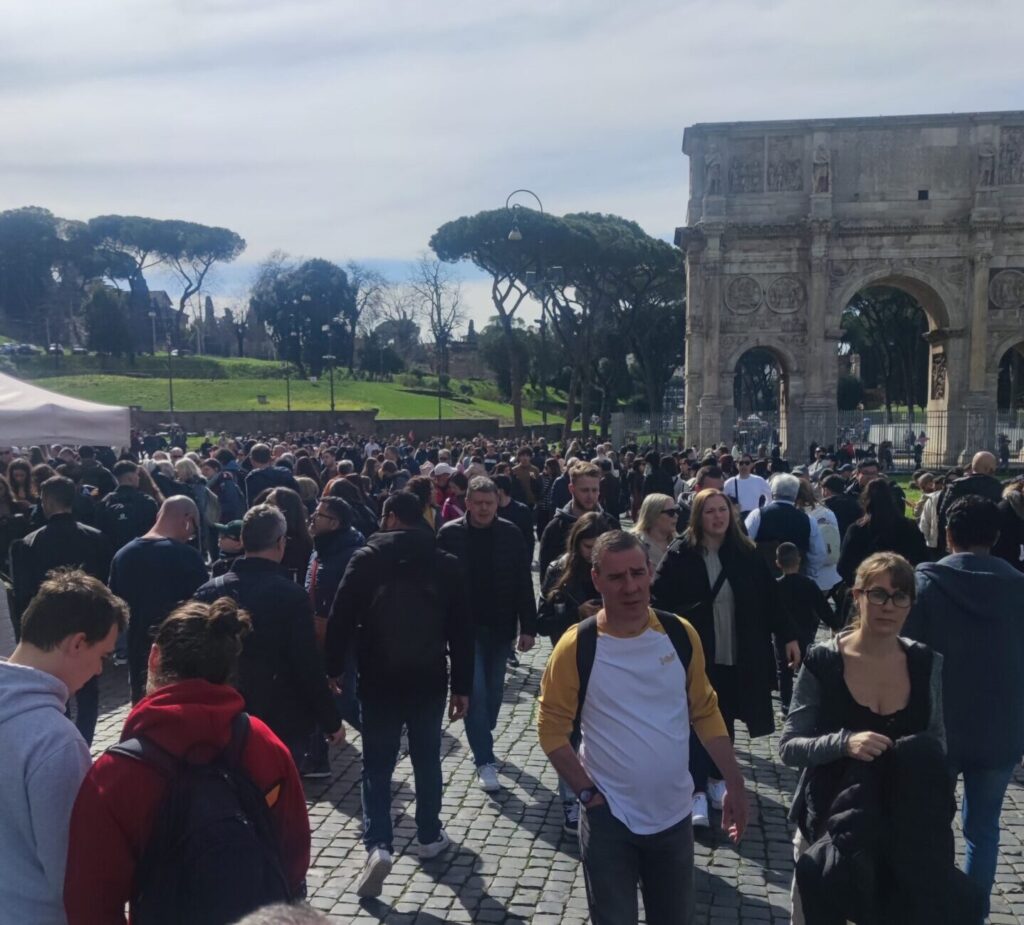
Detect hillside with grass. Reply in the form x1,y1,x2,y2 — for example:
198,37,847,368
10,353,547,424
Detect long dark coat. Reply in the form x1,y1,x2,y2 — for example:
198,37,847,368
651,535,796,738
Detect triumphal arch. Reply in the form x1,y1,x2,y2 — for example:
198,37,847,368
677,112,1024,463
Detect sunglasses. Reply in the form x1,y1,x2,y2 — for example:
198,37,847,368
662,508,680,517
739,460,752,466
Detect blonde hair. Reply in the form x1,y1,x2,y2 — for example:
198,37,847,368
174,457,202,482
634,493,674,534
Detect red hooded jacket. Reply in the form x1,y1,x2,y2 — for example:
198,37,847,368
64,679,310,925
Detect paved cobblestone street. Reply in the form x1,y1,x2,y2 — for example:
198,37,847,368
4,595,1024,923
83,636,1024,924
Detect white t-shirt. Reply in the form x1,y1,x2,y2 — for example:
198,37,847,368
578,628,693,834
723,474,771,513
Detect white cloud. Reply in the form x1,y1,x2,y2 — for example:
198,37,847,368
1,0,1022,329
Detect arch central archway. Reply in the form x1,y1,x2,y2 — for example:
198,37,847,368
732,347,789,455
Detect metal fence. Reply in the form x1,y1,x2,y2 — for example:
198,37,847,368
612,408,1024,469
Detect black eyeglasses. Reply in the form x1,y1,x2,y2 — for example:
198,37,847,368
662,508,680,517
739,460,752,466
859,587,912,609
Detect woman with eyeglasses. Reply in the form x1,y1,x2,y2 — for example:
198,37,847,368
631,493,678,570
652,488,799,831
778,552,963,925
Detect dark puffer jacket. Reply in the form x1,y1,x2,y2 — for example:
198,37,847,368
796,735,983,925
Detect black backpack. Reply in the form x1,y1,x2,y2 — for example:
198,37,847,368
361,548,446,682
573,609,694,734
107,712,293,925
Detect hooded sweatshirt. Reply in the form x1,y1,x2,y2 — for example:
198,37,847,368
64,679,309,925
0,660,92,925
904,553,1024,769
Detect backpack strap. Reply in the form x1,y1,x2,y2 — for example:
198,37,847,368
107,734,181,779
223,712,251,768
572,617,599,737
652,609,693,673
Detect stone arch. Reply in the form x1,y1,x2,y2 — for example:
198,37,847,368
992,331,1024,374
726,340,804,454
830,267,957,333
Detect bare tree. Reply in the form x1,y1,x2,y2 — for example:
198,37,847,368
344,262,388,373
409,254,465,380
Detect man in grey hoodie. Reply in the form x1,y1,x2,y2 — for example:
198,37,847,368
0,569,128,925
903,495,1024,922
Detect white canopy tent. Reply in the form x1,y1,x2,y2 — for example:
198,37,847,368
0,372,131,447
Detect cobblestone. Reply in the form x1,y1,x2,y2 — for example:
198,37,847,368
4,601,1016,924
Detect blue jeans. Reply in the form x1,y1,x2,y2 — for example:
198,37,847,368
465,628,512,767
954,763,1016,918
359,692,446,852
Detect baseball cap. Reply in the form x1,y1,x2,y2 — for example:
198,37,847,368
213,520,244,540
431,463,455,477
838,463,854,473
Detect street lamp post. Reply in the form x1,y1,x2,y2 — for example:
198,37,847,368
322,354,336,413
321,322,336,413
166,340,175,415
148,310,157,356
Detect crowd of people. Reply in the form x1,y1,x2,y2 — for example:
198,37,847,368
0,429,1021,924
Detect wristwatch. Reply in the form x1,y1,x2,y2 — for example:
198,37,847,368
577,786,601,806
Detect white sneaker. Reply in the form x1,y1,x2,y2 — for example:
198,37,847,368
708,778,727,811
355,846,392,898
417,828,451,860
477,763,501,792
563,800,580,834
692,792,710,828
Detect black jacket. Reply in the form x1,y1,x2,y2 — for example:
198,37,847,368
536,554,599,644
324,528,473,699
95,485,159,553
823,493,862,543
244,465,301,507
305,526,365,619
796,734,983,925
538,502,619,580
993,491,1024,571
936,473,1003,554
9,513,113,628
78,460,117,497
498,499,535,552
651,535,796,737
837,517,928,586
195,557,341,740
438,515,538,639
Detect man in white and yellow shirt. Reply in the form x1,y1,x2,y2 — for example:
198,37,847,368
538,530,748,925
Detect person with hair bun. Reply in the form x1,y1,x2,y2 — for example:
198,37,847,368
65,596,312,924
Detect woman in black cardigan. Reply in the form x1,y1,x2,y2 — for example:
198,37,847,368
837,478,929,587
652,487,799,828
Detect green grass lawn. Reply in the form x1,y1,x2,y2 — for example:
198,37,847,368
28,374,545,424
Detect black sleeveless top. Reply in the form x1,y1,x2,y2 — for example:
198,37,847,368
838,646,930,741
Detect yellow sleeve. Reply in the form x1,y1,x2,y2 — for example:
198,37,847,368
677,617,729,743
537,625,581,756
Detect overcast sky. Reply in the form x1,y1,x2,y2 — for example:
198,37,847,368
2,0,1022,329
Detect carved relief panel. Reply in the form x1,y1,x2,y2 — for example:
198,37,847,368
728,138,764,194
766,136,803,192
997,127,1024,186
931,352,947,401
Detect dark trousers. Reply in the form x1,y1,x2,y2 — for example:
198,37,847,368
359,691,446,852
306,649,361,768
690,664,738,793
580,805,694,925
67,676,99,746
775,633,815,716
